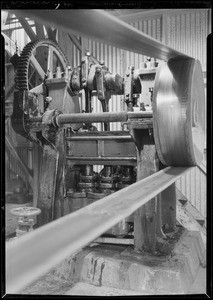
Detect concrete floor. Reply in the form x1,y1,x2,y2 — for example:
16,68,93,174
64,266,206,296
64,265,206,296
189,265,206,294
20,226,206,296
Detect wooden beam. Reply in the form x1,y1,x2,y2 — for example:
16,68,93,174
6,166,192,293
35,23,45,39
134,138,159,252
17,16,37,41
2,23,35,32
5,136,33,189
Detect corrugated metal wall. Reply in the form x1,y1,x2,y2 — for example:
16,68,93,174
165,10,208,70
176,166,206,217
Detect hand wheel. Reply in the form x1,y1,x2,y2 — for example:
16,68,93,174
10,207,41,218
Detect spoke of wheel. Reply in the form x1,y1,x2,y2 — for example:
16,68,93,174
28,68,36,82
28,81,34,89
29,83,44,94
47,46,54,74
31,54,46,79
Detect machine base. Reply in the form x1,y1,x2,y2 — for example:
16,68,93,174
20,227,205,295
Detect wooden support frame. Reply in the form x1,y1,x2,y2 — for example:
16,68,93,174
35,22,45,39
17,16,38,41
6,166,192,294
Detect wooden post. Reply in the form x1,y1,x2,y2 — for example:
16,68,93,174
33,144,41,207
129,127,159,253
134,139,159,252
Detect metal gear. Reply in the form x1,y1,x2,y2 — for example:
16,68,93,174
15,38,70,91
12,39,71,145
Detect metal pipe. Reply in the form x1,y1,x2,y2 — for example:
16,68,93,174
57,112,128,124
9,9,191,61
66,135,132,141
27,111,153,125
56,111,152,125
6,166,192,293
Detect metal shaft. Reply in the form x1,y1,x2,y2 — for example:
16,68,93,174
56,111,153,125
28,111,153,125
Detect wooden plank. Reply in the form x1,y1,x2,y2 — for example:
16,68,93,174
6,166,192,293
10,10,191,61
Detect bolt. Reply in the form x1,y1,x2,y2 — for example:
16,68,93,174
45,96,52,103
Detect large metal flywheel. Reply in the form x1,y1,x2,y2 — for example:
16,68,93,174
153,58,205,166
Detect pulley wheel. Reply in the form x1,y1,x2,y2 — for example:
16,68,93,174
153,58,205,166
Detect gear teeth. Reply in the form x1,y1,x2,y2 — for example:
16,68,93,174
15,38,70,91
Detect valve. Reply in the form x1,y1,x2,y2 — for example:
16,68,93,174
10,207,41,238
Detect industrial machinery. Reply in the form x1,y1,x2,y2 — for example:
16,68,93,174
10,34,205,238
5,9,206,294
